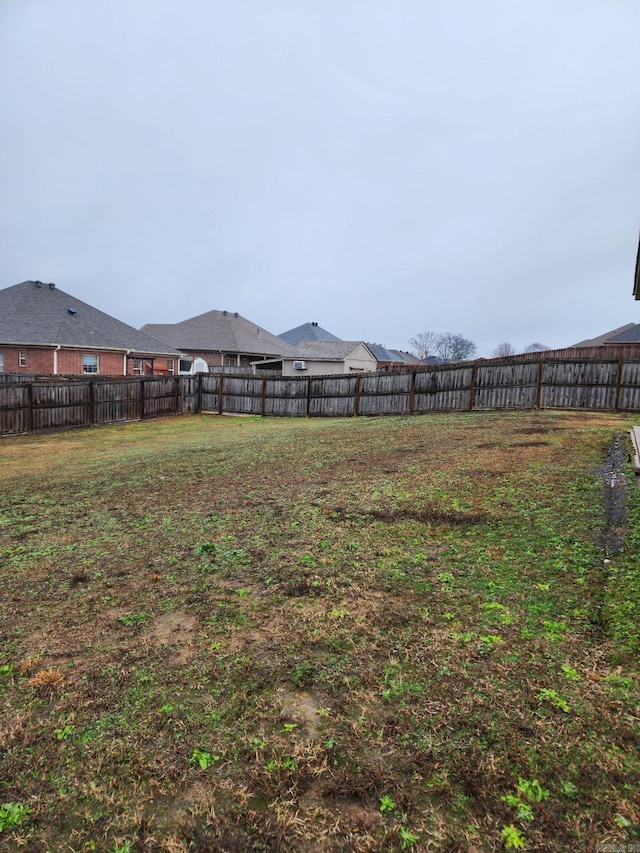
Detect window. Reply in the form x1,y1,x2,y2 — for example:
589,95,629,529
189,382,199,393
83,354,99,374
19,351,26,367
167,359,175,375
132,358,142,375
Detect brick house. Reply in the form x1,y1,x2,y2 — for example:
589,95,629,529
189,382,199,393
141,309,294,370
0,281,181,376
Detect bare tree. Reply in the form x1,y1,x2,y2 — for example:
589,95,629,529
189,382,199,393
436,332,477,362
410,331,477,362
493,342,517,358
524,342,551,353
408,331,439,360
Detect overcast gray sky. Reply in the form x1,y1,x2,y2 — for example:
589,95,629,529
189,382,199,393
2,1,639,357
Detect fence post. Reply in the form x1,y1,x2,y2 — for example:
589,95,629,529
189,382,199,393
217,374,224,415
306,376,312,417
174,375,180,415
88,380,95,427
261,377,267,417
468,364,477,411
26,381,34,433
409,370,416,415
139,379,145,420
196,373,203,413
614,358,623,412
354,375,361,417
535,359,544,409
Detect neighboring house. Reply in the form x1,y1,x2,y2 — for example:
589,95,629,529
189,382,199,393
602,324,640,345
252,341,379,376
278,322,341,345
420,355,447,365
0,280,181,376
141,310,293,370
365,343,407,371
279,325,411,372
570,324,637,347
389,349,424,367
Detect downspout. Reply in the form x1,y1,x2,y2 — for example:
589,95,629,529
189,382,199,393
124,350,131,376
53,345,61,375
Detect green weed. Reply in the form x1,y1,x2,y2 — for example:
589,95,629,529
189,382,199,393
0,802,30,832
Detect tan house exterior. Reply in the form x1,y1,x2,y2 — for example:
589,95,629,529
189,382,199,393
253,341,379,376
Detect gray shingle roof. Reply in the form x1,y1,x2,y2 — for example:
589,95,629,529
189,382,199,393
389,349,423,364
604,323,640,344
365,343,404,363
0,281,181,355
290,341,374,360
142,310,294,357
571,323,637,347
279,322,341,344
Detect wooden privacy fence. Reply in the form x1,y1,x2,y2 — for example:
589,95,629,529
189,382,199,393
3,358,640,436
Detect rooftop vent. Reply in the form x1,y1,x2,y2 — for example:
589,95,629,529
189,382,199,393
234,312,238,318
312,322,318,327
48,282,55,289
68,307,77,315
34,280,42,287
223,310,228,316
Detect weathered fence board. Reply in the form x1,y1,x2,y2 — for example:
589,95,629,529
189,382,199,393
413,367,473,412
358,373,412,416
93,380,141,423
0,384,30,435
473,363,539,409
3,357,640,437
309,376,358,417
221,376,263,415
200,375,221,413
264,378,308,416
539,361,618,410
180,376,201,413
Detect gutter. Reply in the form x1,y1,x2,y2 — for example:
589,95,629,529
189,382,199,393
0,342,179,357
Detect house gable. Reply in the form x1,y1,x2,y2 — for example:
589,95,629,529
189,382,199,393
0,281,180,357
278,322,341,345
142,310,294,364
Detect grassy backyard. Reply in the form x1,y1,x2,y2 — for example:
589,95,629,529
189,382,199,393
0,410,639,851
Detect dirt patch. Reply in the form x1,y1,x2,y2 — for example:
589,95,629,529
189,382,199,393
147,611,198,662
276,687,323,740
368,506,486,525
329,505,485,526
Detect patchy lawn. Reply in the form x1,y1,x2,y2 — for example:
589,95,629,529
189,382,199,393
0,411,639,852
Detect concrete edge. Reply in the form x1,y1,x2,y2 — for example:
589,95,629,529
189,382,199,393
630,427,640,474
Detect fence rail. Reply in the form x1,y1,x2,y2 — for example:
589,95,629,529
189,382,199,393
2,357,640,436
